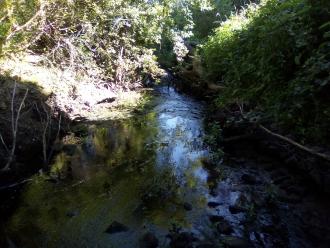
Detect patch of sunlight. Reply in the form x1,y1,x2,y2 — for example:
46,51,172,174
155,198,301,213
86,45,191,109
0,53,150,121
86,90,150,121
50,152,70,176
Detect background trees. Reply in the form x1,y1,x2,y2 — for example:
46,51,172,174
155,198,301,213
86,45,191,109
2,0,328,144
0,0,240,80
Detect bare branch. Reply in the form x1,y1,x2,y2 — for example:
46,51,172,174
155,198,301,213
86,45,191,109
14,87,29,132
259,124,330,162
0,179,33,191
2,83,29,171
236,102,330,163
41,103,50,165
5,2,45,42
0,133,9,153
0,14,9,24
46,112,62,165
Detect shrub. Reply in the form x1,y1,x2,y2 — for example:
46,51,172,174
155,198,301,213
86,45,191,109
1,0,167,85
201,0,330,143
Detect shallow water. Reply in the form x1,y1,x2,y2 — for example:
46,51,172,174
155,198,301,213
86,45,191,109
4,86,330,248
5,87,215,247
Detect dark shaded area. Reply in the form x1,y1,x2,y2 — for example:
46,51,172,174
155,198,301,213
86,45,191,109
105,221,129,234
0,75,71,247
1,84,330,247
206,105,330,194
0,75,70,179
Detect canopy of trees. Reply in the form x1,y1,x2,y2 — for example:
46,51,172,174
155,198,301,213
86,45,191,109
1,0,329,144
0,0,238,84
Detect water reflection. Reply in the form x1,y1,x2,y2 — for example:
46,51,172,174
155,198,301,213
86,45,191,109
7,87,211,248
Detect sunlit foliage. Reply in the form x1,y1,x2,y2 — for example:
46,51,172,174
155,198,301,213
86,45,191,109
0,0,241,79
2,0,328,143
1,0,169,85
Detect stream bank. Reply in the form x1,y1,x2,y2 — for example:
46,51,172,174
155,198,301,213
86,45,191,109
174,53,330,194
0,61,153,239
0,53,154,182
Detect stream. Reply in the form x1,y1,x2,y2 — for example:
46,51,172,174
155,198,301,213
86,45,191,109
2,86,330,248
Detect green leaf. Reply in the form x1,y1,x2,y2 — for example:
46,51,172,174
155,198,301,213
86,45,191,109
324,31,330,39
319,21,330,30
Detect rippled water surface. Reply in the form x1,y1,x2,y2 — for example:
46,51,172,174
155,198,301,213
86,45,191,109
7,87,214,247
5,86,330,248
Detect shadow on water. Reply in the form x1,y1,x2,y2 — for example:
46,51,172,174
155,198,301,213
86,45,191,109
0,74,72,247
3,85,330,248
4,86,213,247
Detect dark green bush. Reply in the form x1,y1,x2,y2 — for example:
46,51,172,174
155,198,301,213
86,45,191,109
201,0,330,144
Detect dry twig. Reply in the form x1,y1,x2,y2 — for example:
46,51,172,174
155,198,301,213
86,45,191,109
1,82,29,171
236,102,330,162
259,124,330,162
5,2,45,42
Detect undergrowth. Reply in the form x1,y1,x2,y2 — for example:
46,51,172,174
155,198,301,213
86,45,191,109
201,0,330,144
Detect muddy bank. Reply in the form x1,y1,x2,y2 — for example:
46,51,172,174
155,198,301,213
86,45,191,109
0,52,154,180
0,75,69,247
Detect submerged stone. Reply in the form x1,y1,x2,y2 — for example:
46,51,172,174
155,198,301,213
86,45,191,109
209,215,225,223
183,202,193,211
105,221,129,234
62,144,77,156
241,174,257,185
196,243,214,248
66,210,79,218
229,205,246,214
139,232,159,248
217,220,233,235
207,201,221,208
168,232,197,248
222,236,252,248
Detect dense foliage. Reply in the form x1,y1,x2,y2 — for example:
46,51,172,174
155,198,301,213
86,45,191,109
1,0,170,86
0,0,240,83
0,0,247,76
1,0,329,144
201,0,330,144
156,0,248,67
